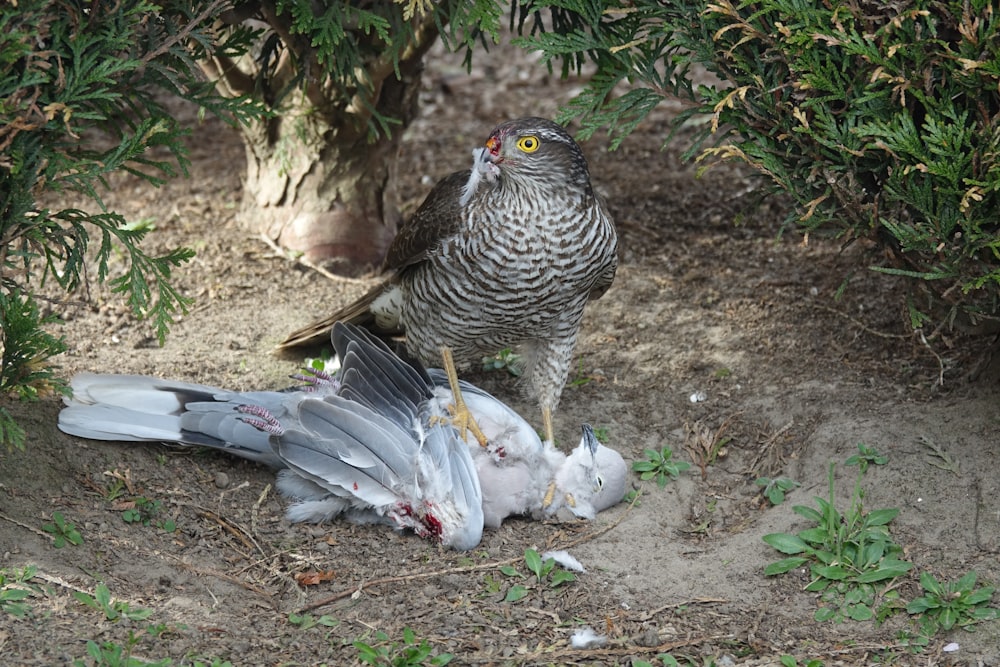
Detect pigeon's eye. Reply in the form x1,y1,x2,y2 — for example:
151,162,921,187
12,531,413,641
595,476,604,489
516,135,539,153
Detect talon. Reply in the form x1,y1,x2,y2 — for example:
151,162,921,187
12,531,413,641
440,346,490,447
565,493,576,508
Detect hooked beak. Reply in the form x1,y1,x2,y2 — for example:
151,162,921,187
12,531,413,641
484,136,503,164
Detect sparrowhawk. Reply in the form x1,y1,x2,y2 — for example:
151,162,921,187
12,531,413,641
278,118,619,445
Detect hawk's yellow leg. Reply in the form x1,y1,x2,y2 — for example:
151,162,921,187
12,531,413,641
542,406,555,446
437,346,490,447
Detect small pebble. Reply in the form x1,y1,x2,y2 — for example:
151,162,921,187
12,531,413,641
214,471,230,489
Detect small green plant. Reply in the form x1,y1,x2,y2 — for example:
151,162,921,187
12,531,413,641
501,577,529,603
0,565,38,618
121,497,176,532
567,357,594,387
633,447,691,488
74,583,153,622
287,612,338,631
103,478,128,502
919,436,961,475
907,571,999,637
756,476,800,505
590,425,610,443
779,656,824,667
524,548,576,586
304,349,336,374
763,462,912,622
185,659,233,667
354,627,453,667
42,511,83,548
73,636,170,667
844,443,888,473
481,348,522,376
631,655,681,667
496,549,578,602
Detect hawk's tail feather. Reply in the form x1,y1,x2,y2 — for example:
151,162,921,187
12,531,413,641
276,283,388,351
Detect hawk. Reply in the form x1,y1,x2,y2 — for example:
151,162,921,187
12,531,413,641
279,117,618,444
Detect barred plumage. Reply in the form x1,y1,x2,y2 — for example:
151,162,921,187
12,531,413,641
279,117,618,443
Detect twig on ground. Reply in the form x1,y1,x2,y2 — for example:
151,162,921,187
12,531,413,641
258,233,375,285
810,302,910,340
297,493,640,613
0,510,52,541
637,597,729,622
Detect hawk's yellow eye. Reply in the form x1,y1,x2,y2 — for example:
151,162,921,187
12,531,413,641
516,135,539,153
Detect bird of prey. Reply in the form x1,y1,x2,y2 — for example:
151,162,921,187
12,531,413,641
59,323,627,549
277,117,619,446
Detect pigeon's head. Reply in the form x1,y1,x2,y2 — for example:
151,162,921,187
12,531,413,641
553,424,628,519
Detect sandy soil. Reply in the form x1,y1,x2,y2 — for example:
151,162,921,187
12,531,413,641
1,39,998,667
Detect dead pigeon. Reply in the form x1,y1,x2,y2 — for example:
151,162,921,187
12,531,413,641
59,324,627,548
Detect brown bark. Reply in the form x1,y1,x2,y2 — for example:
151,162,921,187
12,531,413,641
202,7,440,276
236,79,411,276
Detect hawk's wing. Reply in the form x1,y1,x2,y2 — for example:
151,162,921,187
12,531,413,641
383,170,471,271
276,170,472,351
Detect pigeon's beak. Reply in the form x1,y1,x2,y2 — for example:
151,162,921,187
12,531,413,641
581,423,599,456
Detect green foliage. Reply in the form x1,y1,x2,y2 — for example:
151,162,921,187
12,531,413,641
495,548,578,602
0,565,38,618
907,571,999,636
763,462,911,623
75,638,171,667
248,0,503,138
779,657,824,667
755,476,800,505
0,0,264,449
0,290,66,449
481,348,523,376
919,435,961,474
74,583,154,622
516,0,1000,336
287,611,338,631
512,0,682,149
632,446,691,488
121,497,176,533
631,656,681,667
354,627,454,667
42,511,83,548
844,442,889,473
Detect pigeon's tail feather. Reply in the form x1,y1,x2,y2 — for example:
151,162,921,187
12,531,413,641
59,404,189,443
58,374,282,466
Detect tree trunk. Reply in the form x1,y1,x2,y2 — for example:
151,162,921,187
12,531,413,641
204,6,439,276
237,65,420,276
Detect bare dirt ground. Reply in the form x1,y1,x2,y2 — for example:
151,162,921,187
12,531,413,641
1,39,999,667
